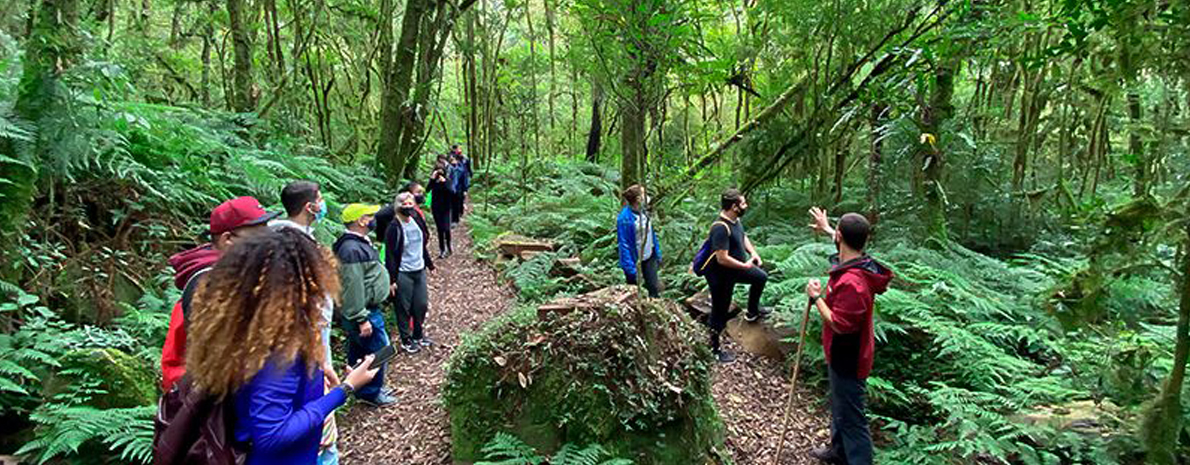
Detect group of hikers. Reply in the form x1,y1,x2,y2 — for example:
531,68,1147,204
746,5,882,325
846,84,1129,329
617,185,891,465
152,143,884,465
155,146,471,465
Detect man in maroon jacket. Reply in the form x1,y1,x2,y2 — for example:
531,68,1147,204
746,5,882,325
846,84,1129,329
806,208,893,465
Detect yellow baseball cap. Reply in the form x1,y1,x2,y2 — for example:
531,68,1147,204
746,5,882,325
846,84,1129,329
341,204,381,224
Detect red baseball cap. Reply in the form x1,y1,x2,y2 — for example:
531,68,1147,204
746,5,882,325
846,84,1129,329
209,196,279,236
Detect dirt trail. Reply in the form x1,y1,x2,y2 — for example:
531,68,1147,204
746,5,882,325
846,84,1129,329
336,206,831,464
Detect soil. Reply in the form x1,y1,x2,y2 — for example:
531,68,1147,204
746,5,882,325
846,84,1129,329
336,205,832,464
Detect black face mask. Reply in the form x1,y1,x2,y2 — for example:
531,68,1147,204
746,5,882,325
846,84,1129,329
736,205,748,217
414,194,426,205
398,206,416,217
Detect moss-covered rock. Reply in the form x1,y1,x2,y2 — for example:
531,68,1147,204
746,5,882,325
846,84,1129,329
444,286,724,464
49,348,158,408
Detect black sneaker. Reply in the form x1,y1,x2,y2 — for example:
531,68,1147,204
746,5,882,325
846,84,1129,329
359,392,398,408
744,306,774,323
714,349,737,364
400,341,420,354
808,446,842,464
417,337,435,347
438,251,447,259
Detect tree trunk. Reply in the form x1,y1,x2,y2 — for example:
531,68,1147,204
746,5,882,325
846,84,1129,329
1,0,81,244
377,0,429,181
867,103,886,224
227,0,255,112
201,0,214,107
621,76,646,190
523,0,541,159
918,61,957,242
586,81,603,163
464,9,480,165
1141,219,1190,464
1128,89,1147,196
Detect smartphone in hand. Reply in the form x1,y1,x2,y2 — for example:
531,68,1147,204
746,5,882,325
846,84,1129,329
357,344,397,370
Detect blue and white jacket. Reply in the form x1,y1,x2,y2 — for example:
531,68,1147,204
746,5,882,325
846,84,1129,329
616,205,662,276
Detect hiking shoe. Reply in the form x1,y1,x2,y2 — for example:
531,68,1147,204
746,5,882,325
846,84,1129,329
744,306,774,323
417,337,435,347
400,341,421,354
714,349,737,364
808,446,842,464
438,251,447,259
359,392,398,408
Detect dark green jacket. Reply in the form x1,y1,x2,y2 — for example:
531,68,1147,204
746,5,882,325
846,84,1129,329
332,231,390,324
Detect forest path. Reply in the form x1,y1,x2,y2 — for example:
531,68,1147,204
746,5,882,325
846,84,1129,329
336,203,830,464
337,205,518,464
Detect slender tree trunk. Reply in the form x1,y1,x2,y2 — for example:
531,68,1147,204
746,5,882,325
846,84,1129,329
867,103,886,223
201,0,214,107
523,0,541,158
1128,89,1147,196
1142,222,1190,465
621,77,646,189
464,10,480,164
543,0,557,137
227,0,255,112
585,81,603,163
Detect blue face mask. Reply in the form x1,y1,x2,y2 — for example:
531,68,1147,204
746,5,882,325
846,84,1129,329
366,219,376,231
312,200,327,223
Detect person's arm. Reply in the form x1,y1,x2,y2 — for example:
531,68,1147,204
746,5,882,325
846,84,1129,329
616,212,637,277
807,279,865,334
808,206,836,238
744,235,762,266
337,259,371,334
240,366,348,454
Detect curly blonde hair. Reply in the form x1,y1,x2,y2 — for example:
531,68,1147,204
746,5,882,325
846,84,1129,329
186,228,340,397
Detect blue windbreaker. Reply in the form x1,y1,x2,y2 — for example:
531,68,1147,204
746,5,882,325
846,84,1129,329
616,205,662,276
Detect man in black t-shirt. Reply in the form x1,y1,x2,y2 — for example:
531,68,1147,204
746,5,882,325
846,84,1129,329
704,188,772,363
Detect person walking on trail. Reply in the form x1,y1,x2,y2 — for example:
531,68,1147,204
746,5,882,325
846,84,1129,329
184,228,380,465
268,180,343,464
160,196,276,391
805,208,893,465
703,188,772,364
617,184,662,298
374,181,427,243
449,145,471,224
427,163,455,258
385,192,435,354
333,204,397,408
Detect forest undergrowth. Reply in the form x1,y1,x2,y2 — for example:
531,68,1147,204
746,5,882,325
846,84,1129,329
466,160,1183,464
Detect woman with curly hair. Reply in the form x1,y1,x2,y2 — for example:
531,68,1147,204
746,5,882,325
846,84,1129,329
186,228,379,465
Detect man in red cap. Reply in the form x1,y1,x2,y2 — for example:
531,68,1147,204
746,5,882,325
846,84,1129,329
159,196,278,391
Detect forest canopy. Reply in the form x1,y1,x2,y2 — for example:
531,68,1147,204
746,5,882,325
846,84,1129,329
1,0,1189,463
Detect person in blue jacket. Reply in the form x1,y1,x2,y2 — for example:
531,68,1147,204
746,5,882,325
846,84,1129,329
184,228,380,465
617,184,662,297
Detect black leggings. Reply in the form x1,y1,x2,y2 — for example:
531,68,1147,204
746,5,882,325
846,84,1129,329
431,204,452,253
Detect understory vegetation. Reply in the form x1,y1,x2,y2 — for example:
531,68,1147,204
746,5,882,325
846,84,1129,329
468,160,1186,464
2,0,1189,462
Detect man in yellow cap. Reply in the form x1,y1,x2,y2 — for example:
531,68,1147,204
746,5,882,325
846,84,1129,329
332,203,396,407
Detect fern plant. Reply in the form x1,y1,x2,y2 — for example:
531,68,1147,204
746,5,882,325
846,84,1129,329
476,432,634,465
15,404,155,464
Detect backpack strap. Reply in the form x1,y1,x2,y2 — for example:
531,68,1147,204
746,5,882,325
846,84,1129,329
698,221,732,272
180,267,212,324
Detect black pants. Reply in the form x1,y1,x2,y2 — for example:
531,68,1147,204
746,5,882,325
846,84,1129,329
431,204,452,253
394,269,428,344
625,255,661,298
829,364,873,465
704,266,767,350
451,191,465,223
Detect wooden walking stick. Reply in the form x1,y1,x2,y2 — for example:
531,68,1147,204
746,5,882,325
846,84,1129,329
772,297,815,465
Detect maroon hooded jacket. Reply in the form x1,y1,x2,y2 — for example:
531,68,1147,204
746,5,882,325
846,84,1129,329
160,245,221,391
822,255,893,380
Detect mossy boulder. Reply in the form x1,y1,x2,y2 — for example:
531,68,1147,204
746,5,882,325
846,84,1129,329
48,348,158,408
444,286,725,464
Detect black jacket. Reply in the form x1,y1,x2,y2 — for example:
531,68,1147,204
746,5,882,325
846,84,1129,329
384,213,434,282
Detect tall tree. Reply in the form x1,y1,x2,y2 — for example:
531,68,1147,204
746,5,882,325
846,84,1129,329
226,0,254,112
